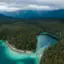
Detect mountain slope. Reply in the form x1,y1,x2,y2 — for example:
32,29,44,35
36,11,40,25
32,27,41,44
1,9,64,19
0,14,21,23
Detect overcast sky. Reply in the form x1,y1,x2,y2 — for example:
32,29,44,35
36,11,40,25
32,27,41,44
0,0,64,11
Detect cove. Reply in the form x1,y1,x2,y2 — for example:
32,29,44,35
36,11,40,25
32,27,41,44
0,32,57,64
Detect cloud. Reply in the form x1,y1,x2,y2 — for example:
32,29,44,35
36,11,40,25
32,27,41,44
0,3,59,12
0,0,63,12
0,0,63,6
22,5,59,10
0,7,21,12
0,2,21,12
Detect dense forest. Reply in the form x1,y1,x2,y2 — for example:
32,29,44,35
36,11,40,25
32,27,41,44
0,16,64,52
40,40,64,64
39,20,64,64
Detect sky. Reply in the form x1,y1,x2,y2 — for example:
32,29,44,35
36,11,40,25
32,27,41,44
0,0,64,11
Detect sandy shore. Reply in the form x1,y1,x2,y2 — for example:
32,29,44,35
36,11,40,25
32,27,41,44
6,40,32,54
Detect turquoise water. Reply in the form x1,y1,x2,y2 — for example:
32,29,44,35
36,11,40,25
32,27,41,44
36,35,56,50
0,40,38,64
0,35,56,64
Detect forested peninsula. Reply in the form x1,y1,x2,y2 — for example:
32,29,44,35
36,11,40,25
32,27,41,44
0,17,64,52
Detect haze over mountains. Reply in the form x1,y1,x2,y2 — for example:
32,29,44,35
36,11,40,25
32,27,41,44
0,9,64,19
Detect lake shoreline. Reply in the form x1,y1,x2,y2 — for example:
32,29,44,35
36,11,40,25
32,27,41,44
6,40,32,54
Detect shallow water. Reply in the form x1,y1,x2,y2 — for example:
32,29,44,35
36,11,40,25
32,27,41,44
0,35,56,64
0,40,38,64
36,35,56,50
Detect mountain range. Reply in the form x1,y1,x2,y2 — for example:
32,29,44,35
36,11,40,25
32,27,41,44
0,9,64,19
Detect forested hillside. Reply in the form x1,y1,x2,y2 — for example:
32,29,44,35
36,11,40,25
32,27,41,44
0,18,64,52
40,40,64,64
39,20,64,64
